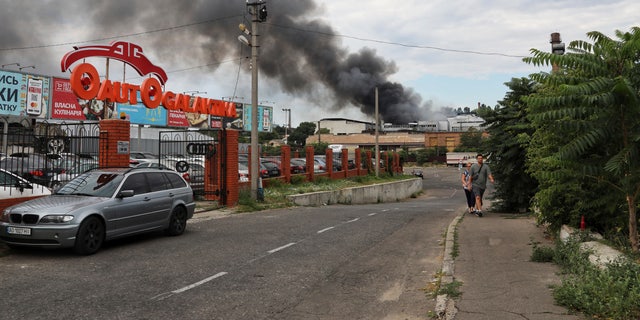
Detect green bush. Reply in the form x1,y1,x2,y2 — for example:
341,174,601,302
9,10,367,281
550,237,640,319
290,175,306,185
530,242,554,263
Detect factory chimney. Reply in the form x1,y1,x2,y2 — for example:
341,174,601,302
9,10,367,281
550,32,565,73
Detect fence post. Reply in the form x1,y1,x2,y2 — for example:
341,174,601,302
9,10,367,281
281,145,291,183
99,119,130,168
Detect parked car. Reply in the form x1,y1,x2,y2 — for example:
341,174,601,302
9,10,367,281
50,161,100,189
315,155,343,171
239,158,270,179
134,159,204,195
0,168,51,213
0,153,59,187
0,167,196,255
129,151,159,164
313,157,327,173
260,160,281,178
238,162,249,182
289,158,306,173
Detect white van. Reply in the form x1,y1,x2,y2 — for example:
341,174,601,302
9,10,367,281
329,144,344,153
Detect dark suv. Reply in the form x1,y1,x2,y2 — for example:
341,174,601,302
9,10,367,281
0,167,196,255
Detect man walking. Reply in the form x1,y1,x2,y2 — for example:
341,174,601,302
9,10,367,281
469,153,494,217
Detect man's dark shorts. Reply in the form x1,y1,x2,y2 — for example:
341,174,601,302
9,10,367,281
472,186,485,199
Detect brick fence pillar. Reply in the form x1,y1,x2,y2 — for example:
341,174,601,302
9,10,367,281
305,145,315,181
223,130,239,206
326,148,334,179
355,148,361,176
281,145,291,183
99,119,130,168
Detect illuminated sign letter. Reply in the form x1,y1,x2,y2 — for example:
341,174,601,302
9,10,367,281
140,78,161,109
70,63,100,100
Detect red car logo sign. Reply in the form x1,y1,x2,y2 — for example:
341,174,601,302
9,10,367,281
61,41,168,85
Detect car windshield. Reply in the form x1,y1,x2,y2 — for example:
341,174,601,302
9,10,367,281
55,171,124,197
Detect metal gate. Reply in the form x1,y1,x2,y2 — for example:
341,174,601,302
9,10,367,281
158,129,225,203
0,121,103,188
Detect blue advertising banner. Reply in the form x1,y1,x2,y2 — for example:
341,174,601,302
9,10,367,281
0,71,50,118
116,92,167,126
242,104,273,133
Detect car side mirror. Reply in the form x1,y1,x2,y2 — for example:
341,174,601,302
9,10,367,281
117,190,135,198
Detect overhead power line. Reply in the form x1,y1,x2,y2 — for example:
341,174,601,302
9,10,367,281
267,23,527,58
1,13,525,59
0,14,242,51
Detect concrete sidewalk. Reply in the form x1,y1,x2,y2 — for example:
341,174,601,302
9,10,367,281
449,211,584,320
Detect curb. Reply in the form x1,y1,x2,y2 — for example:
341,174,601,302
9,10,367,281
435,209,465,319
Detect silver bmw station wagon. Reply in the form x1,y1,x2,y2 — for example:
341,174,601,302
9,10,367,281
0,167,196,255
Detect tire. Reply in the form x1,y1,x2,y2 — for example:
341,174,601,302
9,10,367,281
74,216,105,255
165,206,188,236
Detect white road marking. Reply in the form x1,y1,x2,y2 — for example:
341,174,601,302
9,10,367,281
317,226,335,234
153,211,378,301
151,272,228,301
268,242,296,254
173,272,228,293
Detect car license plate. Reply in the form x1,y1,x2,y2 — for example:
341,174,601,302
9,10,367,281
7,226,31,236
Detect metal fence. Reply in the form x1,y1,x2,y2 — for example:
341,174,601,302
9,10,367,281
158,129,224,200
0,121,102,189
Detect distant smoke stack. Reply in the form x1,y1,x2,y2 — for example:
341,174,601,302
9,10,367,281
550,32,565,72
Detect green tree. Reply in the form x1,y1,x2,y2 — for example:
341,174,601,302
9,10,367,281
310,142,329,155
455,128,483,152
524,27,640,252
287,121,317,148
481,77,538,212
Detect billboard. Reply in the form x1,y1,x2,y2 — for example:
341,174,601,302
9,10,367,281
117,92,167,126
242,104,273,133
0,70,50,118
51,77,115,120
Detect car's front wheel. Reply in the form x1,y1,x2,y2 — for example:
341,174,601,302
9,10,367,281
74,216,105,255
165,206,187,236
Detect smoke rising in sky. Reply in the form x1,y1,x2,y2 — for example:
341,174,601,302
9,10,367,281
1,0,442,123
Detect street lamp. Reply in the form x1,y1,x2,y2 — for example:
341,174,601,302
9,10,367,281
19,65,35,71
1,63,20,69
183,90,207,95
222,96,245,102
282,108,291,142
238,1,267,201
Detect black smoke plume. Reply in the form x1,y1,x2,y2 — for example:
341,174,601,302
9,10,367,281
0,0,439,123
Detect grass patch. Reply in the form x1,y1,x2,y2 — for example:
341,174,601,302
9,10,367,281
537,235,640,319
235,173,415,212
452,221,460,259
530,240,554,263
439,280,463,298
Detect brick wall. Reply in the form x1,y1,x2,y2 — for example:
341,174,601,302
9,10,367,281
99,119,130,168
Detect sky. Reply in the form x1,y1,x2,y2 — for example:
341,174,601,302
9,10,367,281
1,0,638,127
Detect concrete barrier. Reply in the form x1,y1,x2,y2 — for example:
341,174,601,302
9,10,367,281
286,178,423,206
560,225,626,269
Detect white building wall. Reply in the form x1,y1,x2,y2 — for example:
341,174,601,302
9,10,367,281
320,119,370,135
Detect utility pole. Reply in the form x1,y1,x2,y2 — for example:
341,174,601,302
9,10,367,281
375,87,380,178
242,1,267,200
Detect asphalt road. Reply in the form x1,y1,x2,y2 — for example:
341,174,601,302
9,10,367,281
0,166,465,320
